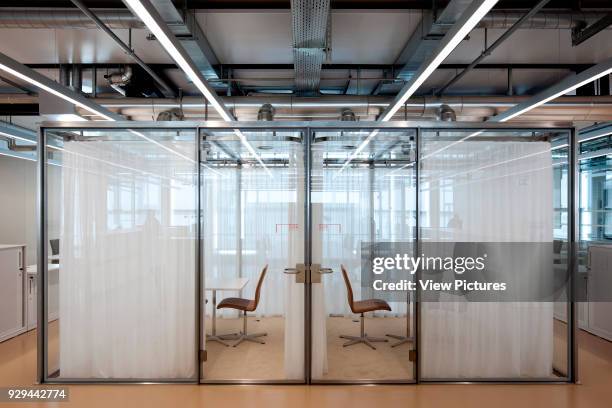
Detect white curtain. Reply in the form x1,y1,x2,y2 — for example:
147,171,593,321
312,165,414,318
308,164,415,379
420,139,554,379
59,139,197,379
202,160,307,379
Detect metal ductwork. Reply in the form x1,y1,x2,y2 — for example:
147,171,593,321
340,108,356,121
156,108,184,121
436,104,457,121
0,9,606,31
257,103,275,121
105,66,133,96
105,66,133,87
291,0,331,95
478,11,607,29
4,94,612,122
0,8,143,29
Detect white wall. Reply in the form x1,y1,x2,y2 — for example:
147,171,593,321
0,156,37,264
0,155,61,265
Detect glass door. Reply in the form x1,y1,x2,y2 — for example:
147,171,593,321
309,127,417,383
199,127,307,383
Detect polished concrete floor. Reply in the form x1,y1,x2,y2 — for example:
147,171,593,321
1,325,611,407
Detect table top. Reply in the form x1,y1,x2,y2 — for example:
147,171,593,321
206,277,249,291
26,264,60,275
0,244,25,251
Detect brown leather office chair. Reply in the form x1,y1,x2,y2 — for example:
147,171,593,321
340,265,391,349
217,265,268,347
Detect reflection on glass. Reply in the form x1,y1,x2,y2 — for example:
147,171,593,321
46,129,197,380
419,129,570,380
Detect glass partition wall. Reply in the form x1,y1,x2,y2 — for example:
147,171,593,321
38,122,576,384
39,127,199,382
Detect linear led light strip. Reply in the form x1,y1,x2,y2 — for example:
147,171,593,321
0,61,116,121
123,0,271,176
336,0,499,175
0,53,214,171
418,59,612,162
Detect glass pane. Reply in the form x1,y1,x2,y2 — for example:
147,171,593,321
200,129,305,382
45,128,198,380
419,128,571,380
310,128,416,382
579,153,612,346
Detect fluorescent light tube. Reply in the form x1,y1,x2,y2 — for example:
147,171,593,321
337,0,499,174
123,0,270,176
0,60,116,121
380,0,499,122
122,0,231,122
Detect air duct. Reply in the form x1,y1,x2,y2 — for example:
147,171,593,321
436,104,457,121
156,108,184,121
340,108,356,121
105,66,133,87
0,8,143,29
257,103,275,121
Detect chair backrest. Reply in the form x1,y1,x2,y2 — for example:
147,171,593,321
253,265,268,309
341,265,355,313
50,239,59,255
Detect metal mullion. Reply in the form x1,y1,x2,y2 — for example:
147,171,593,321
415,126,421,384
569,126,578,383
196,126,202,382
37,126,48,383
304,126,312,384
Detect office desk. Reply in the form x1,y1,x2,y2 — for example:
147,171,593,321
206,277,249,346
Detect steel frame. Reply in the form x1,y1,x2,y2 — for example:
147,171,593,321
37,120,577,385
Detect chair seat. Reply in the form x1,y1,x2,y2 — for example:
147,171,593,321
352,299,391,314
217,297,256,312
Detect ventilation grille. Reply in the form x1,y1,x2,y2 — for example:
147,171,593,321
291,0,330,94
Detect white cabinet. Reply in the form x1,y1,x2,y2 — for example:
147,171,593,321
26,264,59,330
585,245,612,340
0,245,26,342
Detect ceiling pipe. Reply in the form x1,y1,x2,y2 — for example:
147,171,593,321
4,94,612,121
0,9,605,30
69,0,176,98
257,103,275,121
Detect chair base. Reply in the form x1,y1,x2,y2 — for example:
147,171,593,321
232,332,267,347
385,334,414,348
206,332,239,347
340,334,388,350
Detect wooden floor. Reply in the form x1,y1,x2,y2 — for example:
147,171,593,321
1,327,612,408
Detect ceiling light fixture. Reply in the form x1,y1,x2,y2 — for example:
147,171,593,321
122,0,270,175
338,0,499,173
492,57,612,123
0,53,119,121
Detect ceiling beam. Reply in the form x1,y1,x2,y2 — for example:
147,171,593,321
149,0,222,83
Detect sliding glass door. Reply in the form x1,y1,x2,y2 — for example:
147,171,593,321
199,128,307,383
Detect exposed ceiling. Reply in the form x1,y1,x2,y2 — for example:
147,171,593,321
0,0,611,128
